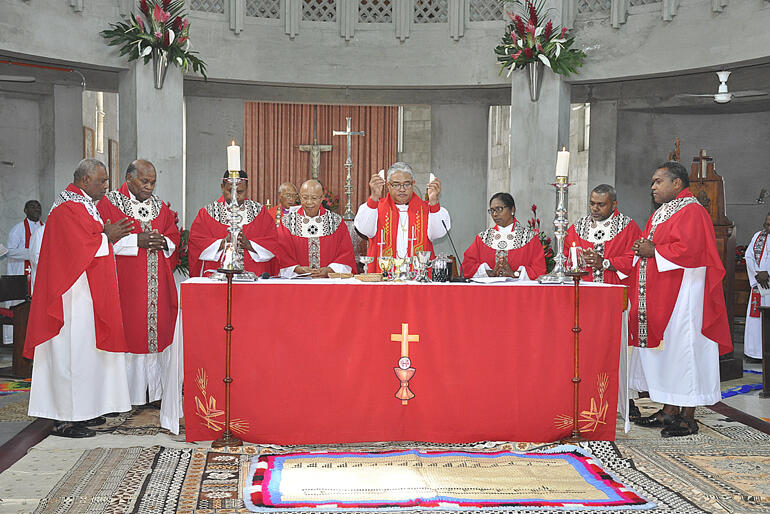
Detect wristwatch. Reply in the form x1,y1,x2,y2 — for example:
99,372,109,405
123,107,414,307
602,258,611,270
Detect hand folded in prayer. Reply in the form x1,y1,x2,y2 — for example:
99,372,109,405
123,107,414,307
237,232,254,252
426,177,442,206
757,270,770,289
137,230,167,251
104,218,133,244
583,248,602,268
369,173,387,202
632,238,655,258
490,255,516,278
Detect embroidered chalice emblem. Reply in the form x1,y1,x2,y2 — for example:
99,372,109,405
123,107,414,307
390,323,419,405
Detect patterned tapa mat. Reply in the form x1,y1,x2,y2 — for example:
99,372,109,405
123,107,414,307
617,399,770,513
0,377,31,396
244,446,652,510
33,441,702,514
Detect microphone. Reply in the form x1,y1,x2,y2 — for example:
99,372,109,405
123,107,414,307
440,220,467,282
260,272,270,279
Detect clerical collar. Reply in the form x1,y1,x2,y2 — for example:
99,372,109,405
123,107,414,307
397,203,409,212
77,187,95,203
496,223,514,234
128,189,151,204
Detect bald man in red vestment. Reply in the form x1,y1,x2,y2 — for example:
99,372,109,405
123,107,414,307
277,180,356,278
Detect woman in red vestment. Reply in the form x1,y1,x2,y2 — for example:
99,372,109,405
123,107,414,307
462,193,546,279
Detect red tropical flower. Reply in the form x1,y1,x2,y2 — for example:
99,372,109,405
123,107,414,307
527,0,537,25
153,3,171,23
523,48,533,58
544,20,552,41
139,0,149,15
173,16,183,32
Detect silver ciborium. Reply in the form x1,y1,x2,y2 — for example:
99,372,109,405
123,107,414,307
412,251,432,282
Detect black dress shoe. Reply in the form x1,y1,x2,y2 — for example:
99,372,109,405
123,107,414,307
103,412,121,417
629,400,642,421
634,409,676,428
51,422,96,438
78,416,107,427
661,416,698,438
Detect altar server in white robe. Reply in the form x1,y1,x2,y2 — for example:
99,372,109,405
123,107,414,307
24,159,134,438
3,200,43,344
744,212,770,361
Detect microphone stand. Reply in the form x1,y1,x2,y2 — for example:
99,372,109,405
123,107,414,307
441,220,467,282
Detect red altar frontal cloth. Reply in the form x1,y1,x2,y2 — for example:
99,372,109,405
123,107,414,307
181,280,625,444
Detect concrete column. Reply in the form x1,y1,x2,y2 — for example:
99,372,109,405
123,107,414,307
431,103,489,260
587,100,618,191
53,85,84,197
119,59,184,219
509,67,571,234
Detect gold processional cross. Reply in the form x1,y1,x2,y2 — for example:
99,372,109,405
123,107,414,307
390,323,419,405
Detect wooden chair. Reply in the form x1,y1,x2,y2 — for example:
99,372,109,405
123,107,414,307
0,275,31,378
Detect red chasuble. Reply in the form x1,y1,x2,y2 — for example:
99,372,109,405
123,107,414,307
96,183,180,354
277,207,356,271
462,221,546,279
23,184,128,359
188,197,280,277
628,189,732,355
563,210,641,284
365,194,440,272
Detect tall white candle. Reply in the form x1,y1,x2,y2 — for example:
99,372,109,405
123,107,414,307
411,226,415,256
570,242,578,269
380,229,384,257
555,147,570,178
227,140,241,172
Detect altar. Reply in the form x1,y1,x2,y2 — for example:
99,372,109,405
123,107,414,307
181,278,627,444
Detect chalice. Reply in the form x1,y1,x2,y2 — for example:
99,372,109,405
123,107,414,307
391,256,405,281
378,256,394,280
415,250,432,282
358,255,374,274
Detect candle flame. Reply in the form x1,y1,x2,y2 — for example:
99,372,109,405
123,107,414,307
562,146,567,151
572,242,576,247
230,139,238,146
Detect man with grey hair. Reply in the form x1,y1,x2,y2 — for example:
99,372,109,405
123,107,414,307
24,159,134,438
564,184,641,284
354,162,450,272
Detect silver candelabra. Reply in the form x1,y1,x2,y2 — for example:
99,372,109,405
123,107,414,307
210,173,257,281
538,176,570,284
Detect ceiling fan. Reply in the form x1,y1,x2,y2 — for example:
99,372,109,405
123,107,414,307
680,71,768,104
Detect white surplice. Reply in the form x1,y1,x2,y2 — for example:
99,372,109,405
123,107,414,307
27,208,132,421
743,230,769,359
628,252,721,407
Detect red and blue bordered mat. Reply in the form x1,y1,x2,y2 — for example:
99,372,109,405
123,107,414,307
244,445,653,511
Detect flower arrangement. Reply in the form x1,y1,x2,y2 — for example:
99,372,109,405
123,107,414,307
495,0,585,77
322,189,340,213
527,204,555,272
735,245,746,266
101,0,207,79
168,205,189,276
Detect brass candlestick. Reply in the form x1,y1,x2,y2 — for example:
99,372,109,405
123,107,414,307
212,268,243,448
563,269,588,442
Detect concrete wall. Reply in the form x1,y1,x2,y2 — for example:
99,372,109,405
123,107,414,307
5,0,770,87
0,93,42,274
431,104,489,263
82,91,120,183
397,105,432,190
487,105,511,227
184,96,245,227
615,110,770,245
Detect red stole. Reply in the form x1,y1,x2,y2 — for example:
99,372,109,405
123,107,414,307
24,184,128,358
749,231,767,318
366,194,436,272
628,189,732,355
96,183,180,354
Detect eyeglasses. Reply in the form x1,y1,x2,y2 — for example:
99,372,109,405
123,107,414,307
487,206,510,214
388,181,414,191
283,193,299,199
300,195,322,202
